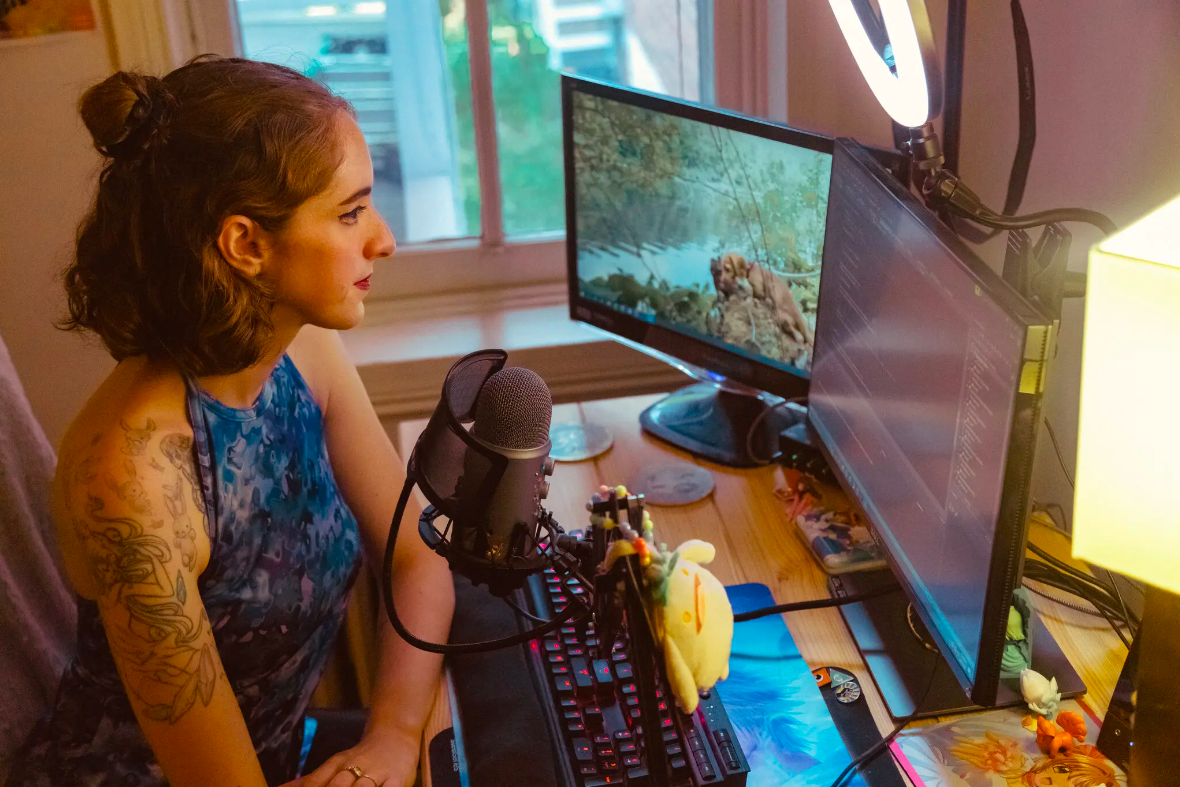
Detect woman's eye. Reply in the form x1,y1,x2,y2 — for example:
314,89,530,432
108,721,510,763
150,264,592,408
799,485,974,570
340,204,368,223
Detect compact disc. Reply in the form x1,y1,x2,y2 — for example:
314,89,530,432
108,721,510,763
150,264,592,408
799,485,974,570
549,422,614,462
628,463,714,506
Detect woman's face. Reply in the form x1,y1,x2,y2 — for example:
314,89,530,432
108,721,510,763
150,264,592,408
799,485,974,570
264,114,395,332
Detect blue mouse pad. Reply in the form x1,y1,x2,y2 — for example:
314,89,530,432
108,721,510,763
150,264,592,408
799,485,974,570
719,583,866,787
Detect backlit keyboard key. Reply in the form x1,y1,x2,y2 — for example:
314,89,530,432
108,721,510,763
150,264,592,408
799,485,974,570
571,657,593,693
579,765,597,776
614,662,633,679
555,676,573,693
550,664,569,675
571,737,592,761
593,734,611,745
592,659,613,688
670,756,687,769
544,640,562,652
623,755,642,767
584,776,623,786
620,683,637,695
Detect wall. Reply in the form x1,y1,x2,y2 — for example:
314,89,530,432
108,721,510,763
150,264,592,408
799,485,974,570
0,28,116,446
784,1,1180,526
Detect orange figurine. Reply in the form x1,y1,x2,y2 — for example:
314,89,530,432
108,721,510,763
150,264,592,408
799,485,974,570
1035,716,1076,759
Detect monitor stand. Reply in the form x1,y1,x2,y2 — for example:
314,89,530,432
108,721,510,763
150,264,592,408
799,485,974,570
831,569,1087,720
639,382,798,468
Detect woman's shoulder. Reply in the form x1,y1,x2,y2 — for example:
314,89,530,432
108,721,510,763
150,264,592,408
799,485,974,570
58,356,193,462
54,356,208,597
285,325,355,414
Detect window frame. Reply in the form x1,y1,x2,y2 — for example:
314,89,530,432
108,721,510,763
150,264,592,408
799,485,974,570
103,0,773,308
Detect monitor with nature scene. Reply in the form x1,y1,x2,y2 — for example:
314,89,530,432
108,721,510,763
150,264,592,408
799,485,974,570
563,74,838,466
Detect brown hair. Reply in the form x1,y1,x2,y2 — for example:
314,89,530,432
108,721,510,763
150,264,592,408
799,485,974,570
63,55,354,376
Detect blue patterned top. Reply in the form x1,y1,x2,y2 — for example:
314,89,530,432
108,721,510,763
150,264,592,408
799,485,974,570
9,355,363,786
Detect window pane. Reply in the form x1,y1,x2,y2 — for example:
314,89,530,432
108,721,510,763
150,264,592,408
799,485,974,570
235,0,480,243
489,0,713,237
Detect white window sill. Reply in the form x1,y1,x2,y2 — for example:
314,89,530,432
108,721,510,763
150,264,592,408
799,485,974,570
342,282,687,422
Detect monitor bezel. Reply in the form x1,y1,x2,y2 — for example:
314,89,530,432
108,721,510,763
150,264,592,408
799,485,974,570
808,138,1051,707
562,73,836,400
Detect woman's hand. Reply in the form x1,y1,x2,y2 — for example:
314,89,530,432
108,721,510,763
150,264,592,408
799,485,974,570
280,727,420,787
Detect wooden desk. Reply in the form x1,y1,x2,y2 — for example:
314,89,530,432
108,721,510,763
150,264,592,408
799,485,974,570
400,394,1127,785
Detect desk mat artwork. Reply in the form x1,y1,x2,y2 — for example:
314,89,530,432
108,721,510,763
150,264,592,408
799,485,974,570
891,699,1126,786
721,582,868,787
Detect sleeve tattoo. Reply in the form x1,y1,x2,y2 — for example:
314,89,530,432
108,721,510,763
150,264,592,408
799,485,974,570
72,430,217,724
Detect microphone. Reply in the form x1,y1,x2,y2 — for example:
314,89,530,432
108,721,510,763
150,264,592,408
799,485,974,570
383,349,587,655
407,351,560,596
454,366,557,581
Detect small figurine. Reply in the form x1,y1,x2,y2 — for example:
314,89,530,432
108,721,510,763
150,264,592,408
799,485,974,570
1020,669,1062,718
595,485,734,714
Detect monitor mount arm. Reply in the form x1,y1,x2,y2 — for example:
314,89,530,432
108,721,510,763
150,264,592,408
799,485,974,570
906,122,1117,238
904,122,1115,316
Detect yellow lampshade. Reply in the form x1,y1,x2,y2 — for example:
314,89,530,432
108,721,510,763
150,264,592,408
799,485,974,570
1073,193,1180,593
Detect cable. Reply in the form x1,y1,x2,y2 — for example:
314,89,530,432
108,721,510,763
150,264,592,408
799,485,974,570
1043,418,1075,490
1023,579,1108,618
733,583,901,623
828,658,941,787
505,595,550,624
951,203,1117,236
744,396,807,466
1023,559,1137,647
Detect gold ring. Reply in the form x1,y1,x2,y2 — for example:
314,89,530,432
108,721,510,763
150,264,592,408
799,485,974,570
345,765,367,780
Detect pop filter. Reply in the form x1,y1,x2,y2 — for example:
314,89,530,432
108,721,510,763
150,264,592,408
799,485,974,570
407,350,558,594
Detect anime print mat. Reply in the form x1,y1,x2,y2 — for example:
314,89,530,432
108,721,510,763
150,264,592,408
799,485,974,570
721,583,868,787
892,699,1126,787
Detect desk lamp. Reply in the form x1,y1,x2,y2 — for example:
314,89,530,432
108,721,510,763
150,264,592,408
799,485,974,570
1072,196,1180,786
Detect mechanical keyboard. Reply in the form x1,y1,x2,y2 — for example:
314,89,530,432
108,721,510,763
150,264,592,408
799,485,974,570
521,567,750,787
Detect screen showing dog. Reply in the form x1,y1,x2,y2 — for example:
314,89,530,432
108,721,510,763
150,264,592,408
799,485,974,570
572,91,833,375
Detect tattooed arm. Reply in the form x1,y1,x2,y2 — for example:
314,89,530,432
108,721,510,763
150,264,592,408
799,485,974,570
64,419,269,787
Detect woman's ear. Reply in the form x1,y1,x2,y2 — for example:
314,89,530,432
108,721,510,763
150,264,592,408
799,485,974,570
217,214,268,278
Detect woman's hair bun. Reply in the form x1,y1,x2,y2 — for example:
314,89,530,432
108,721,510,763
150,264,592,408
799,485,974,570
79,71,175,161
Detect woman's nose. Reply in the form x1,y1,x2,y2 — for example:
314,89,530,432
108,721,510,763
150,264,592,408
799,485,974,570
370,213,395,260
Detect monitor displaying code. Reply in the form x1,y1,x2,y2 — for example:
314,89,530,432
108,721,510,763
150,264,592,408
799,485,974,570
808,143,1028,682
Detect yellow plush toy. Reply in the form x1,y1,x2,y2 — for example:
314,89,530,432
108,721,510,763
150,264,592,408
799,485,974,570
651,539,734,714
598,488,734,715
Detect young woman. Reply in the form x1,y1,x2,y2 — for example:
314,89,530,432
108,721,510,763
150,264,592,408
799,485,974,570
6,55,455,787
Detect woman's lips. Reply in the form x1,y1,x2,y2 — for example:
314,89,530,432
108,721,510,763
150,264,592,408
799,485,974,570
355,276,371,290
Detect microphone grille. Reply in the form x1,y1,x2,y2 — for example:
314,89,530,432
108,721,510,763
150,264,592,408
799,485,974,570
472,367,553,450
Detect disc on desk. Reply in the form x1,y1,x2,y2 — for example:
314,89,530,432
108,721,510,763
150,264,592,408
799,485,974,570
549,422,613,462
628,462,714,506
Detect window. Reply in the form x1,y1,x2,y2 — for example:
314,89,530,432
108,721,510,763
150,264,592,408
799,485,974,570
233,0,714,247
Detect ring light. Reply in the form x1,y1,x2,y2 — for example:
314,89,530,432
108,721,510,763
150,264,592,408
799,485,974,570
828,0,943,128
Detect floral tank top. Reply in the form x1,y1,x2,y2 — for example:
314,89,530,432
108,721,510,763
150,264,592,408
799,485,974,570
8,355,363,786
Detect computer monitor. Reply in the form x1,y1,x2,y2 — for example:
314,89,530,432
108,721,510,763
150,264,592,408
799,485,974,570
808,139,1082,712
562,74,835,466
